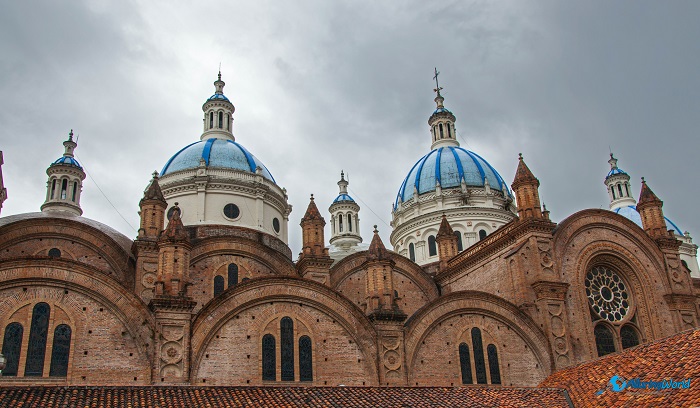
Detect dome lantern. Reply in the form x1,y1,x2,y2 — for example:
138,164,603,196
41,130,86,216
604,153,636,210
429,68,459,150
329,171,362,248
201,71,235,141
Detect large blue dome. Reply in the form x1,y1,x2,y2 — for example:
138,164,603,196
161,138,275,182
395,146,511,208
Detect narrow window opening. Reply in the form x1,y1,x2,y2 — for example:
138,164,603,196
454,231,463,252
459,342,472,384
472,328,487,384
487,344,501,384
299,336,313,381
218,111,223,129
209,112,213,129
71,181,78,202
439,123,444,139
213,276,224,296
262,334,276,381
618,184,623,198
1,323,23,376
624,184,629,197
428,235,437,257
50,179,56,199
611,188,616,200
408,243,415,262
479,230,487,241
339,216,343,232
227,114,230,131
228,264,238,288
447,124,452,138
281,317,294,381
25,303,50,376
49,324,71,377
60,179,68,200
347,214,352,232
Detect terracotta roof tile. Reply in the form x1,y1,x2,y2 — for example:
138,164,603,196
0,386,570,408
540,328,700,407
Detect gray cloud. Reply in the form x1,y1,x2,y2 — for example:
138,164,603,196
1,1,698,256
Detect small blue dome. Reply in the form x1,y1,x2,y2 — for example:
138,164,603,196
333,194,355,203
207,93,230,102
161,138,275,182
606,167,627,178
433,107,452,115
52,156,82,169
395,146,511,209
613,205,683,236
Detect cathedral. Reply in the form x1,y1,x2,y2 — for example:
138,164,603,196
0,73,698,389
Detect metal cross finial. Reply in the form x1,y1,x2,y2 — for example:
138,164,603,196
433,68,443,95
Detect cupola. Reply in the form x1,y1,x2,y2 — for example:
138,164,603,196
41,130,86,216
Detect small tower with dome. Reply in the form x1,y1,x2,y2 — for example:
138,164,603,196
605,153,636,210
41,130,86,216
328,171,362,249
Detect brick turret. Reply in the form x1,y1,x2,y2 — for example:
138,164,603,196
364,227,405,322
636,178,670,240
511,153,543,220
297,195,333,284
436,214,458,271
138,171,167,239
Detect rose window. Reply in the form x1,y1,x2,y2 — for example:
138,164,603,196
585,266,630,322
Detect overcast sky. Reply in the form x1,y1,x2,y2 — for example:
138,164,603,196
1,1,699,257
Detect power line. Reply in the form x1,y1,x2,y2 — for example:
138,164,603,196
74,152,138,233
347,186,391,230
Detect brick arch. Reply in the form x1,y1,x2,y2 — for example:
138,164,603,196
404,291,552,379
0,218,135,285
329,251,439,301
190,237,296,276
0,258,154,364
190,276,378,383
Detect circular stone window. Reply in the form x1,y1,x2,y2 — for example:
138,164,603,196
585,266,630,322
272,218,281,233
223,203,240,220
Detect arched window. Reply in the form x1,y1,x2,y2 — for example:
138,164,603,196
50,179,56,199
25,302,50,376
428,235,437,257
60,179,68,200
459,342,472,384
228,264,238,288
620,325,640,349
339,216,343,232
299,335,313,382
594,324,616,357
487,344,501,384
439,123,444,138
71,181,78,202
218,111,223,129
1,323,23,376
408,243,415,262
213,275,224,296
624,184,629,197
48,248,61,258
262,334,276,381
280,317,294,381
447,124,452,138
226,114,230,131
209,112,214,129
479,230,487,241
347,214,352,232
49,324,71,377
454,231,463,252
611,188,616,199
471,328,487,384
331,217,335,234
618,184,623,198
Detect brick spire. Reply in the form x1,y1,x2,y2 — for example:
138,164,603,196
636,178,669,239
300,195,327,257
367,225,388,260
436,215,458,270
138,172,168,239
511,153,543,220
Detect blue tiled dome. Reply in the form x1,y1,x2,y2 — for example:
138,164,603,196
333,194,355,203
606,167,627,178
613,205,683,236
395,146,511,208
207,93,230,102
52,156,82,169
161,138,275,182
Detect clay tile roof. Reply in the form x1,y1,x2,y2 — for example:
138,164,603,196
142,173,166,203
159,206,188,242
436,214,454,238
512,153,539,187
540,328,700,407
301,195,325,224
638,177,662,205
0,386,571,408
